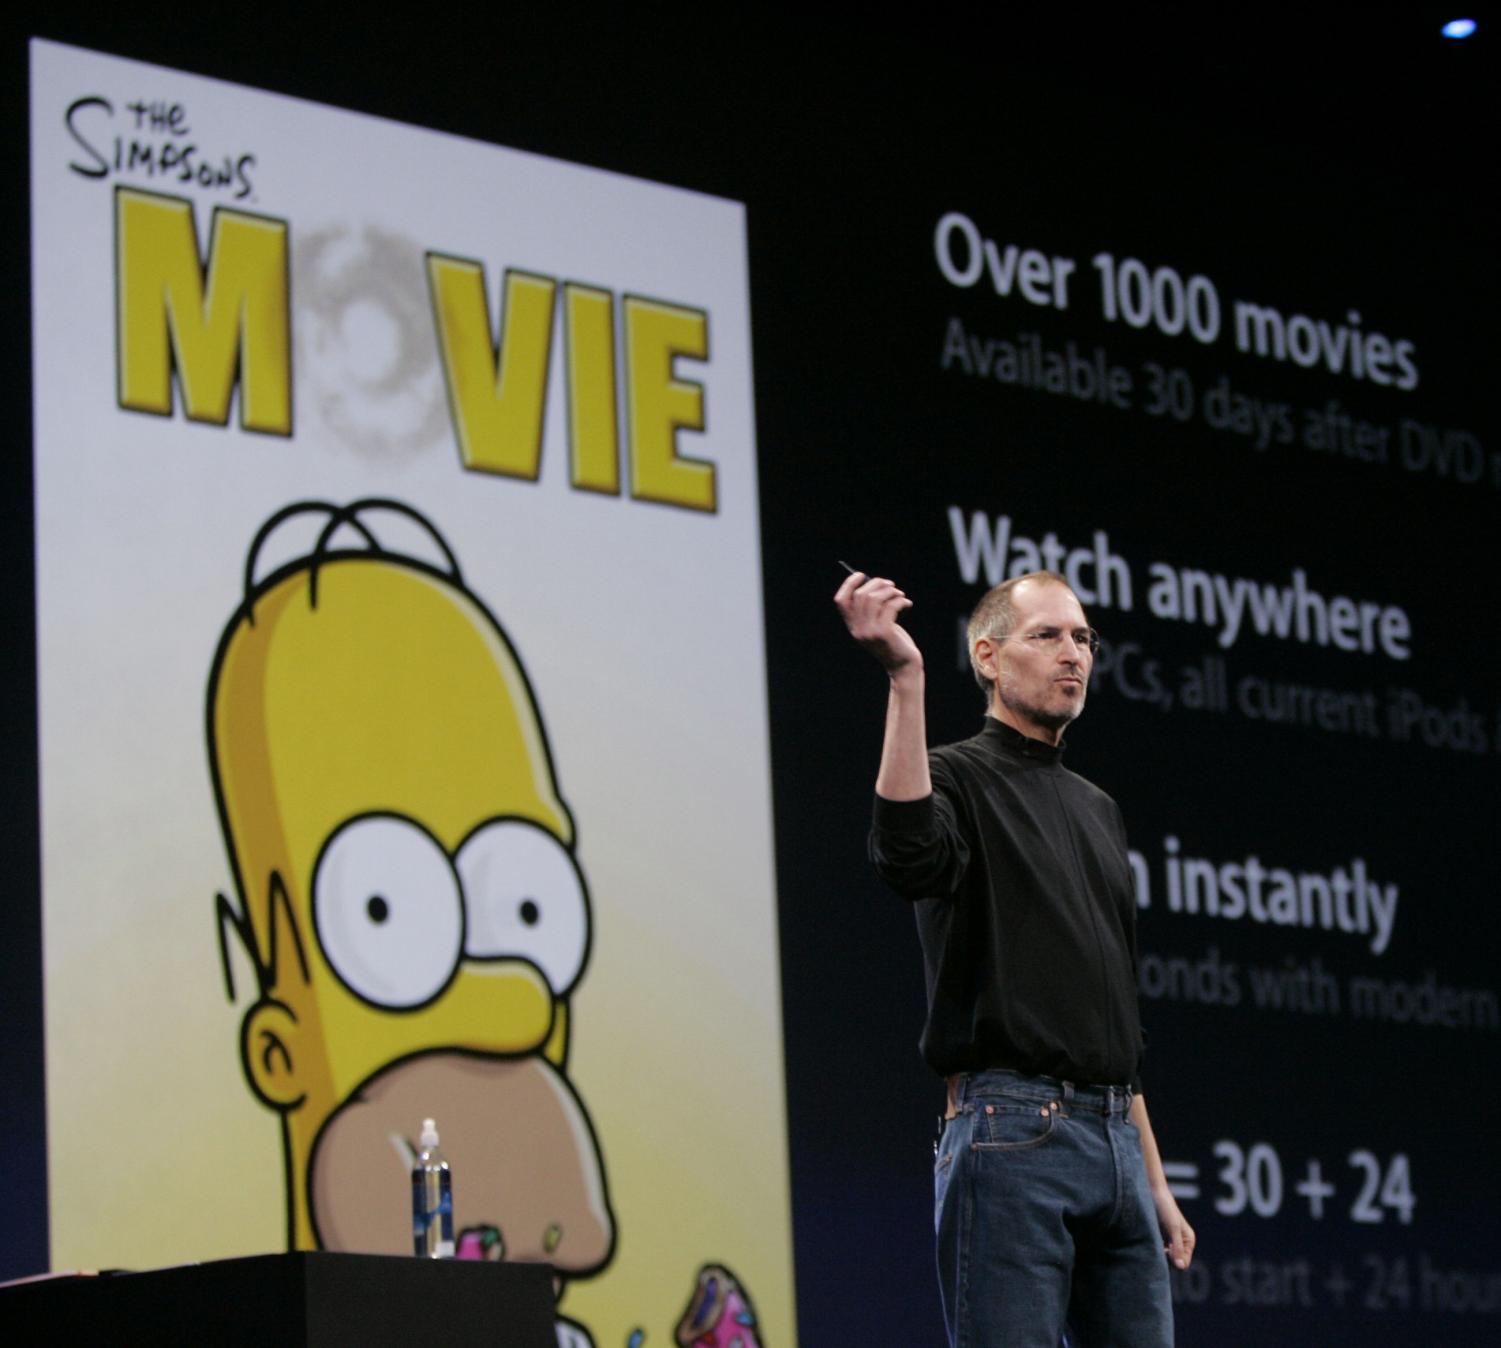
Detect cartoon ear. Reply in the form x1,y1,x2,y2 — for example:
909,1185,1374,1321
241,999,308,1111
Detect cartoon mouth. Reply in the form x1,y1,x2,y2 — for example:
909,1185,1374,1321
308,1051,615,1274
456,1223,506,1261
452,1219,568,1262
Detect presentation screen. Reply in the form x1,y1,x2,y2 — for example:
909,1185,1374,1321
30,37,794,1348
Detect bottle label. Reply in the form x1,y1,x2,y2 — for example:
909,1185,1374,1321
412,1166,455,1258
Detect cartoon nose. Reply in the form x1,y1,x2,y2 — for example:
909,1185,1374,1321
440,958,556,1054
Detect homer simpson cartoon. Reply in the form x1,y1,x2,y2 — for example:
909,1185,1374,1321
208,499,615,1339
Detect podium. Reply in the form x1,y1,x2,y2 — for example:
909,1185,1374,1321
0,1252,557,1345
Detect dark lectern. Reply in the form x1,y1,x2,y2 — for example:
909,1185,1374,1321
0,1252,557,1345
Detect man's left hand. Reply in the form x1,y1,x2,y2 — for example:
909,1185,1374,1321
1153,1186,1196,1270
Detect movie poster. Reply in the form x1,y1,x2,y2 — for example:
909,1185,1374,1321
31,38,793,1347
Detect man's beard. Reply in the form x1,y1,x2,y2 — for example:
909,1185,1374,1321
999,678,1086,734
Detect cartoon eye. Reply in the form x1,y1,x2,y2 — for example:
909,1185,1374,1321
313,815,464,1008
456,819,590,995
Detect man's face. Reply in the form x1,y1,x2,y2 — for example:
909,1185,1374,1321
989,581,1093,741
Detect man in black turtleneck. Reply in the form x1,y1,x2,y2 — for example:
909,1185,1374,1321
834,568,1195,1348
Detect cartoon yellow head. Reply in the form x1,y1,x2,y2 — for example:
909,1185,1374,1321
209,500,613,1273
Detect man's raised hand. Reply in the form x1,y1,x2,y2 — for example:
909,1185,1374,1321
834,570,923,675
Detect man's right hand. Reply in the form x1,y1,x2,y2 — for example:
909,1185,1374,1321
834,570,923,676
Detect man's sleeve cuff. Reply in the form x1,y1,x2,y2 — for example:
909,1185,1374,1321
871,792,936,834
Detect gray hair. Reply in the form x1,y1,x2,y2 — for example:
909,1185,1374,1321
966,571,1076,694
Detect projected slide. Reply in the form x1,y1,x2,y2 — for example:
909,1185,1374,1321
30,38,790,1348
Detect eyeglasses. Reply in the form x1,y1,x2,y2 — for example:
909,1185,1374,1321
1006,626,1101,656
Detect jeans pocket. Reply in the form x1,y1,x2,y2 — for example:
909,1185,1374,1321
970,1099,1058,1152
933,1131,958,1232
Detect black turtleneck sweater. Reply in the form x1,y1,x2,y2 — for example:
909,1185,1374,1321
870,716,1144,1088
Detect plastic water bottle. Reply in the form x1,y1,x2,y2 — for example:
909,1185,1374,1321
411,1117,455,1258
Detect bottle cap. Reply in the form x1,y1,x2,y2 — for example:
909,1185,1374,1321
420,1118,440,1150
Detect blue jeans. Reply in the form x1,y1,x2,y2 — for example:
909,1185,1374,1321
933,1069,1173,1348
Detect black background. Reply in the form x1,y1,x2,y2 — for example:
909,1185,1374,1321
4,11,1498,1345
